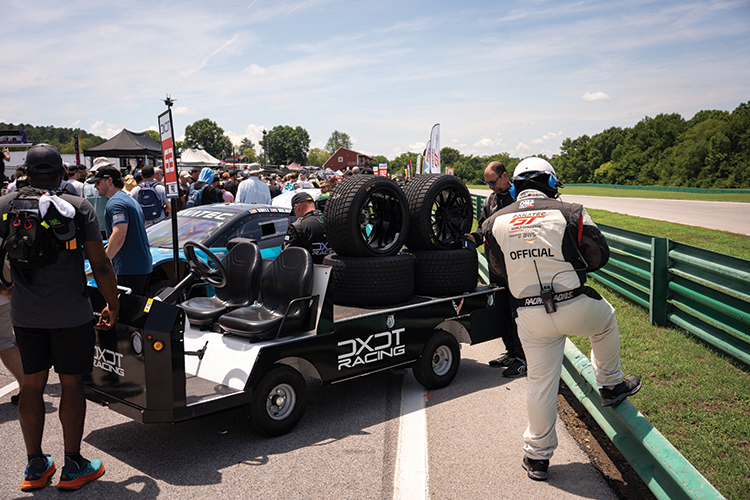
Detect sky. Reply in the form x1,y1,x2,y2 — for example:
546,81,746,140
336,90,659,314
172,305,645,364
2,0,749,161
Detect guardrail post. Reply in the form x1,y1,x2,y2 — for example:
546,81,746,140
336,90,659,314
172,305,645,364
650,237,670,326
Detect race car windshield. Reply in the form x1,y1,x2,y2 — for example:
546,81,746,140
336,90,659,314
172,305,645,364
147,217,224,248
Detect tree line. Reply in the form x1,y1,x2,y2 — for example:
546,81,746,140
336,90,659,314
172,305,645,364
550,101,750,189
0,122,106,155
5,100,748,189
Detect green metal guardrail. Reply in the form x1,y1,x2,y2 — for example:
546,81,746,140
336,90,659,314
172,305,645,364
470,193,733,499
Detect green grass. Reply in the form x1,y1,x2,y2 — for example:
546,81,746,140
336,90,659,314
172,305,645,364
569,283,750,500
468,184,750,203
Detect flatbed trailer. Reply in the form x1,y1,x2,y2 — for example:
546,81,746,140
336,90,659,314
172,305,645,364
84,265,513,436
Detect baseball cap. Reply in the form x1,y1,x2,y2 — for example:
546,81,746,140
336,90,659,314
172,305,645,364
87,165,122,183
25,144,63,173
291,192,314,206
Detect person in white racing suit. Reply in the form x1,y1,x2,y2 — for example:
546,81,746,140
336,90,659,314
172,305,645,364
481,157,642,481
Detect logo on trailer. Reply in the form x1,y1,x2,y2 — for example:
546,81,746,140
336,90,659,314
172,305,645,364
338,328,406,370
94,346,124,376
452,298,464,315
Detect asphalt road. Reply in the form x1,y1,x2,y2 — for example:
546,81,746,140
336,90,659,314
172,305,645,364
469,188,750,236
0,338,616,499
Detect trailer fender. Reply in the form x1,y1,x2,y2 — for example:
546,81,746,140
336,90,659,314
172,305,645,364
275,356,322,383
433,320,471,345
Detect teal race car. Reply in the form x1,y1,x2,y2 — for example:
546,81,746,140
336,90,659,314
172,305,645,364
86,203,291,297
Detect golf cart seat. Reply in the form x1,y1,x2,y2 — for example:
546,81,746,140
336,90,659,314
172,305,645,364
218,247,314,341
180,241,262,328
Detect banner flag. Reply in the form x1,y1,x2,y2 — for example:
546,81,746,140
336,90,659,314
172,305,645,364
158,109,179,198
429,123,440,173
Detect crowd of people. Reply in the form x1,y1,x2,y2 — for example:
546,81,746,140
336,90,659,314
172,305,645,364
0,147,642,490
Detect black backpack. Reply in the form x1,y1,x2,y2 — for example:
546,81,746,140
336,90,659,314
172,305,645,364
1,187,80,284
137,181,163,220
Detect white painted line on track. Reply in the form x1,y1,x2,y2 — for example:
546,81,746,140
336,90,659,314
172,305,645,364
0,381,19,398
394,369,427,500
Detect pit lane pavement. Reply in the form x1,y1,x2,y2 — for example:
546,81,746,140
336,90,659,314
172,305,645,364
1,337,615,499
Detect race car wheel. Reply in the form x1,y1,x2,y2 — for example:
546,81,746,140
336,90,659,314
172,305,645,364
323,253,414,307
413,330,461,389
324,175,409,257
183,241,228,288
404,248,478,296
403,174,473,251
249,365,307,437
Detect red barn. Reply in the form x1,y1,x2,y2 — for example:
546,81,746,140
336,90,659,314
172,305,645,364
322,147,374,172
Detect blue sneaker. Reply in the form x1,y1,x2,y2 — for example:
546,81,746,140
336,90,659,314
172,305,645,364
21,455,56,491
57,457,104,490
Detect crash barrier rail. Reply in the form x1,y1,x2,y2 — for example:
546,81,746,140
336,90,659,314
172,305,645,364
471,193,750,367
565,183,750,195
470,193,734,499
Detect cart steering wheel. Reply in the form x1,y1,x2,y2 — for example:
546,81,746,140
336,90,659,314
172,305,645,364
183,241,228,288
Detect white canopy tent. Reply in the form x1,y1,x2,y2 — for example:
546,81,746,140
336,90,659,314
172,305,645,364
178,148,223,167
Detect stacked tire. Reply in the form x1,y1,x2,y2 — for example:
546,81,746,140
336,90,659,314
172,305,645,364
323,175,414,306
322,173,477,307
402,174,478,296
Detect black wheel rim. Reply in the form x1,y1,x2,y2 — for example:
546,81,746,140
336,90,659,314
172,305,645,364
358,188,404,254
430,186,472,246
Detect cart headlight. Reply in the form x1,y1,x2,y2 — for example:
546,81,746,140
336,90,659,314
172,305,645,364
131,332,143,355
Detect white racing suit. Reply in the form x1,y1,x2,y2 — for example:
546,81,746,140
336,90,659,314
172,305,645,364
482,189,625,460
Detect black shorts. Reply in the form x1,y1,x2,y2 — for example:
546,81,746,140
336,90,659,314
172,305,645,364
15,321,96,375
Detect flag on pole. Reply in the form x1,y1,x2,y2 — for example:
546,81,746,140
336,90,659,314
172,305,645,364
429,123,440,173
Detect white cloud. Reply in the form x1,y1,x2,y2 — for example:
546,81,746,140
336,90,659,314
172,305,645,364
89,121,123,139
530,138,544,145
243,64,267,76
173,107,192,115
543,131,563,141
582,92,612,102
515,142,531,154
226,123,268,146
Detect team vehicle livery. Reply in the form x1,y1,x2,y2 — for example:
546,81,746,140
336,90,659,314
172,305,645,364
83,243,513,437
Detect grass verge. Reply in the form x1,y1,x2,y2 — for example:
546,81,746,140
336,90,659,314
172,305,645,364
569,283,750,500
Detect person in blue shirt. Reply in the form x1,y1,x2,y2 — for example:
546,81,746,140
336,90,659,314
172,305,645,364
90,165,153,296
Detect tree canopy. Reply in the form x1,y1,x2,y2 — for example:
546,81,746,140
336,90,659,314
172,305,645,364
306,147,328,167
183,118,233,159
0,122,105,155
266,125,310,165
550,101,750,188
325,130,352,155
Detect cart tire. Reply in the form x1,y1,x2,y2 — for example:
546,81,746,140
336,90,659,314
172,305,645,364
404,248,478,296
324,175,409,257
249,365,307,437
323,253,414,307
403,174,473,251
413,330,460,389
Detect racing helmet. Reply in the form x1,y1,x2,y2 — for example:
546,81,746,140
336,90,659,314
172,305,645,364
510,157,563,199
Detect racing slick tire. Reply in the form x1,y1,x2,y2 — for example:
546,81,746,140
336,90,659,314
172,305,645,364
403,174,473,251
323,253,414,307
323,175,409,257
404,248,478,296
248,365,307,437
412,330,461,389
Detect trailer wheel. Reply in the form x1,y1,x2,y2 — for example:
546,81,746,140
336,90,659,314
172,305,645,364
323,175,409,257
403,174,473,251
249,365,307,437
323,253,414,307
404,248,478,296
413,330,460,389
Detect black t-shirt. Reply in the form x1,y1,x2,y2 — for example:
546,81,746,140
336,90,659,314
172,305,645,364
282,209,333,264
